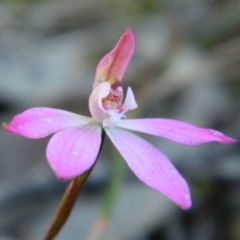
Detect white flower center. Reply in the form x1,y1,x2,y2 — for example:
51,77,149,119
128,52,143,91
89,78,138,127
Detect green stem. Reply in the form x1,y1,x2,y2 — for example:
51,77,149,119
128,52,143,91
102,151,126,218
85,149,126,240
43,130,105,240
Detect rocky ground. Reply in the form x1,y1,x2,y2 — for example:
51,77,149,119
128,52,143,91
0,0,240,240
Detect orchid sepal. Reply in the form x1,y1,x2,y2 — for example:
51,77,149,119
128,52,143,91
116,118,237,145
5,107,94,139
93,28,135,89
105,126,192,209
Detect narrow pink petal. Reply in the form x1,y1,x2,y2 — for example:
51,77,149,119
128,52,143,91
105,127,191,209
93,29,135,88
116,119,237,145
46,123,102,180
5,107,94,139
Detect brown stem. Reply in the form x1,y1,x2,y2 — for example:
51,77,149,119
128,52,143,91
43,130,105,240
43,170,91,240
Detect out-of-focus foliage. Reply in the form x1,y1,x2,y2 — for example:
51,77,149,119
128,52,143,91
0,0,239,240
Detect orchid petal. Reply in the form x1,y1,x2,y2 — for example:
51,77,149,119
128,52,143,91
5,107,94,139
102,87,138,127
105,127,191,209
89,82,111,123
94,29,135,88
121,87,138,114
46,123,102,180
116,119,237,145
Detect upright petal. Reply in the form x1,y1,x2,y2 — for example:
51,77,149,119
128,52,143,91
5,107,94,139
116,119,237,145
93,29,135,88
121,87,138,114
46,123,102,180
105,127,191,209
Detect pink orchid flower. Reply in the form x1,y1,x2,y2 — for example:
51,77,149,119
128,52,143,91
5,29,236,210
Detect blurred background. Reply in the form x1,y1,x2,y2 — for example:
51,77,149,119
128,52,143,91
0,0,240,239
